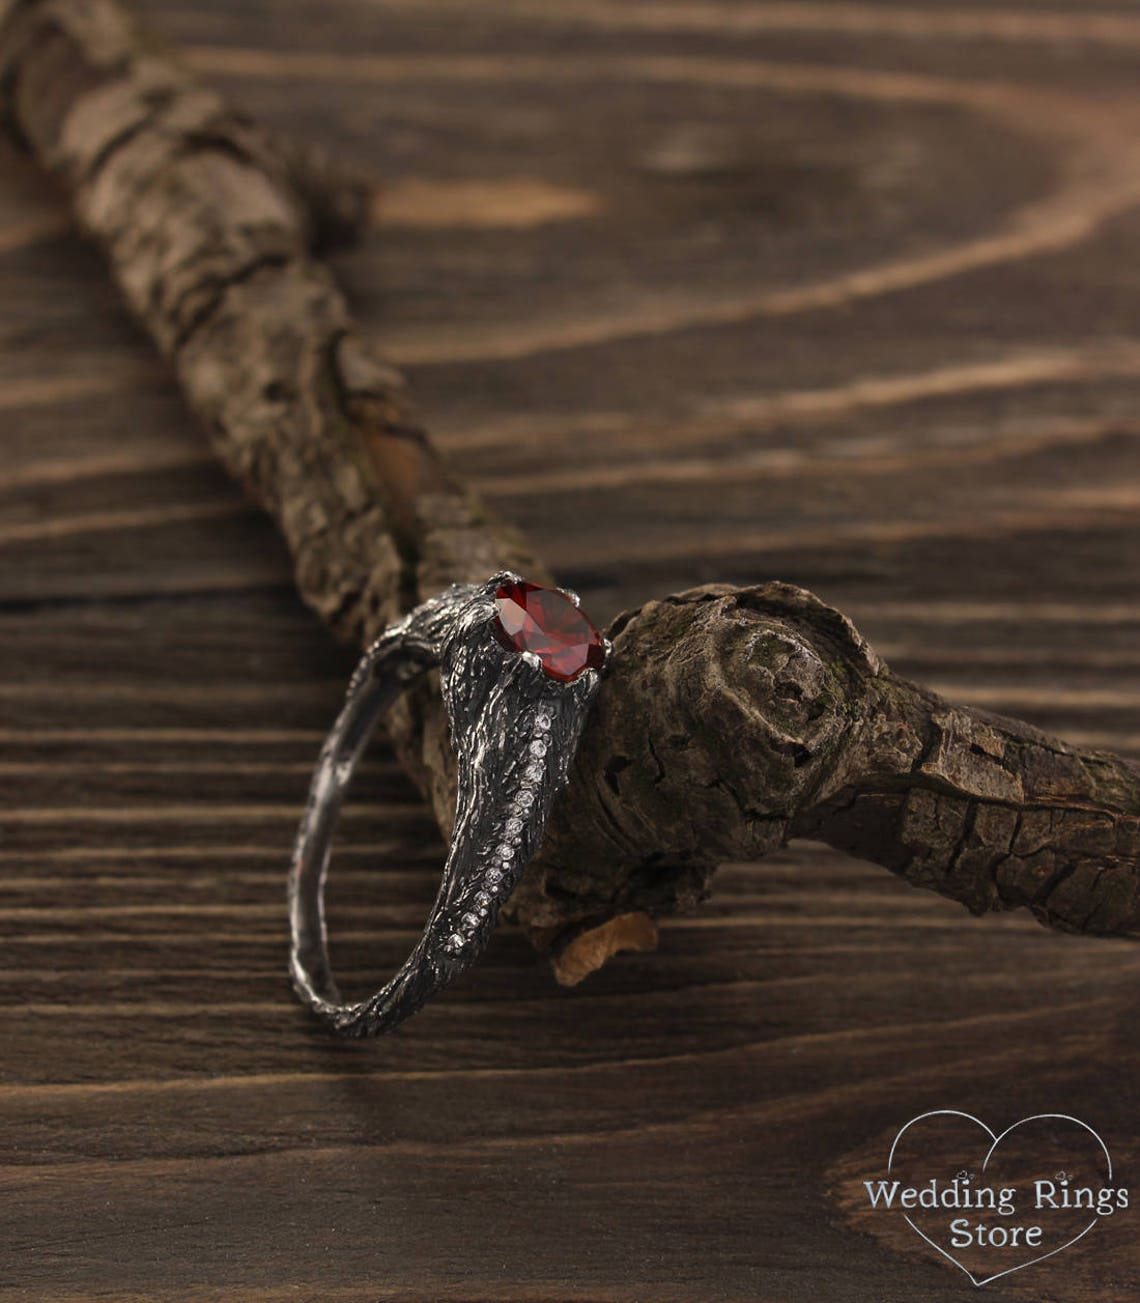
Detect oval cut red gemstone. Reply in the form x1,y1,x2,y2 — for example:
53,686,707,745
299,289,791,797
493,579,606,683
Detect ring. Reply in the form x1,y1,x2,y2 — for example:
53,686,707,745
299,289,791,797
288,571,610,1036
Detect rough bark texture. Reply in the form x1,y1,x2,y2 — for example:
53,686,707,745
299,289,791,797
530,583,1140,951
2,0,1138,984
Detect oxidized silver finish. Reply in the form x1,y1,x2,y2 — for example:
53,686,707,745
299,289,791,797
288,571,609,1036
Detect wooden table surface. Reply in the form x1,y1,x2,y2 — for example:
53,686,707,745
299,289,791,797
2,1,1139,1299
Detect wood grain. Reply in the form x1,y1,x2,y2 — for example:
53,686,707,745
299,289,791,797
1,0,1139,1299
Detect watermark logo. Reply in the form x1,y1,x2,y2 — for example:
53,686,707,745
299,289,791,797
862,1111,1128,1287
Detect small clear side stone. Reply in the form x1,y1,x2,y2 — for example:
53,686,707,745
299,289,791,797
447,932,464,951
515,790,536,809
535,712,552,731
505,816,524,835
529,738,548,757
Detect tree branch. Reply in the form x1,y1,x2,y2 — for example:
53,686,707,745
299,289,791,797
3,0,1137,984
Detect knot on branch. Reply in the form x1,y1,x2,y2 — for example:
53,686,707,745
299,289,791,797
511,583,1140,981
512,583,885,937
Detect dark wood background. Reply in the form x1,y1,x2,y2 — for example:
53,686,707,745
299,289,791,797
2,1,1139,1299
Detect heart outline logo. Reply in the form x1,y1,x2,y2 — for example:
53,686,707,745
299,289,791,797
887,1110,1111,1287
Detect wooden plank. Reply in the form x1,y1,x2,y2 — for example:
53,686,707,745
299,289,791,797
1,0,1138,1299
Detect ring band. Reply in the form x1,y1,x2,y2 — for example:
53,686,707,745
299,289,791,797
288,572,609,1036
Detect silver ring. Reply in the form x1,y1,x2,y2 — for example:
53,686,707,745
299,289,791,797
288,572,610,1036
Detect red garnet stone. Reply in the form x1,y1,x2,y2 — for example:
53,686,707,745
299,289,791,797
493,579,606,683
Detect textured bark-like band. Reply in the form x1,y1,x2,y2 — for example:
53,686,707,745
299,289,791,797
290,576,604,1035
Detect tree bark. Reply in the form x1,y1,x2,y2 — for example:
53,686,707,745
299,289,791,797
3,0,1137,982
